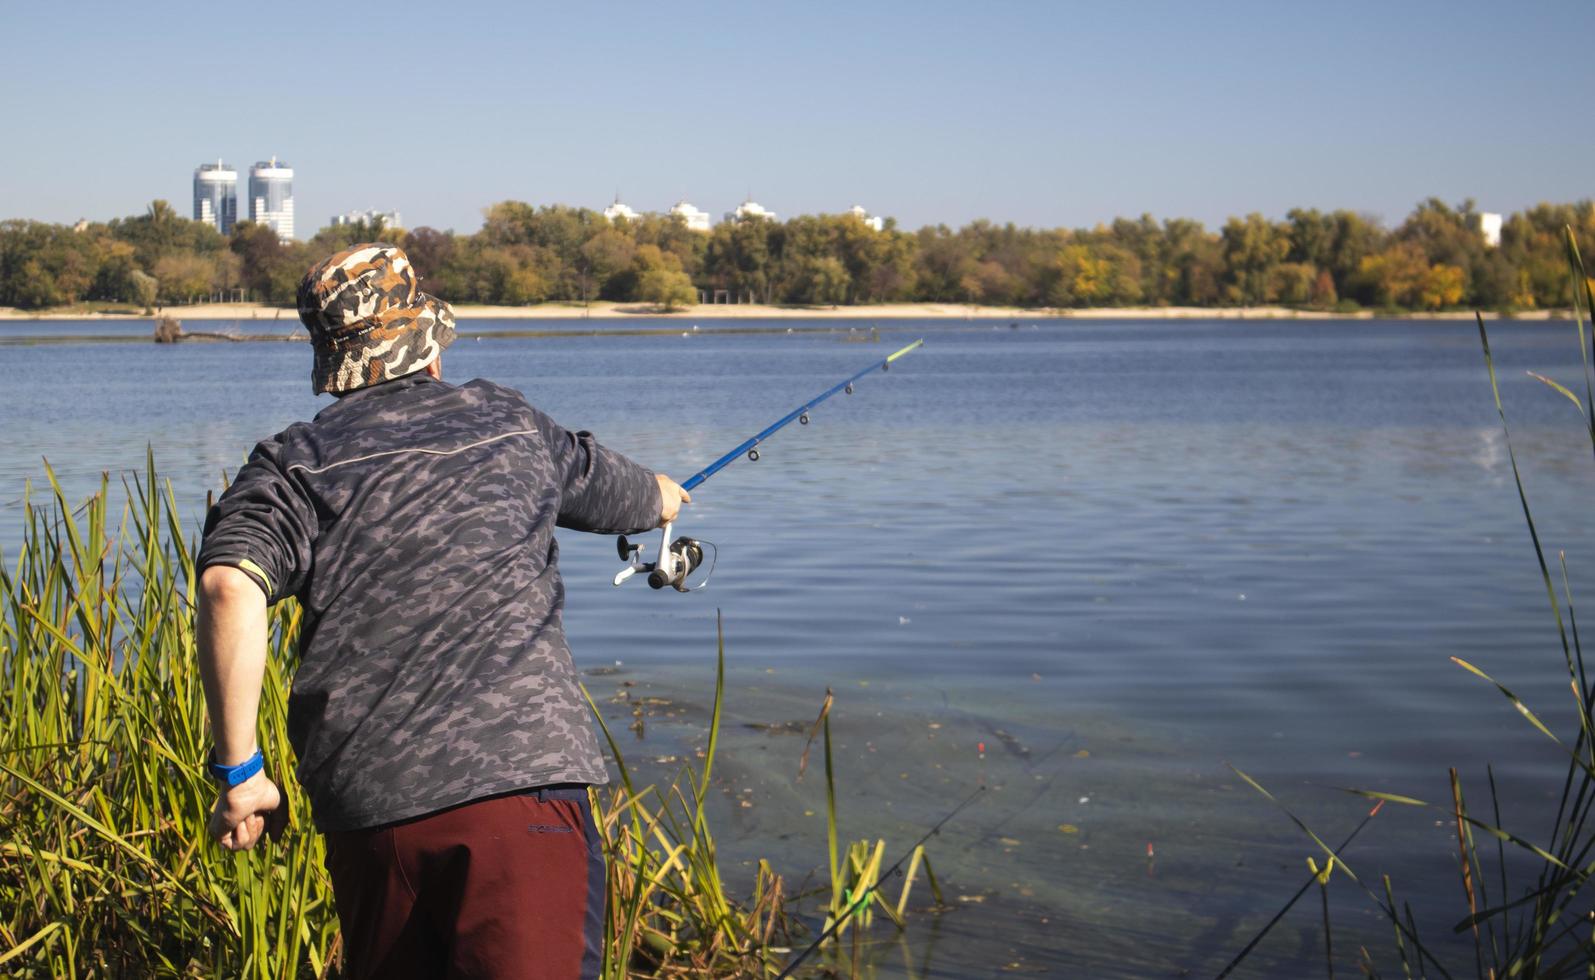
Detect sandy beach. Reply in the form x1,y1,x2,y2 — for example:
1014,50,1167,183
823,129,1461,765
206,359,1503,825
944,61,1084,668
0,301,1565,322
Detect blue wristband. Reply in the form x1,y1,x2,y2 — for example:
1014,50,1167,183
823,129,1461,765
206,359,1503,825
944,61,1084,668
208,748,264,787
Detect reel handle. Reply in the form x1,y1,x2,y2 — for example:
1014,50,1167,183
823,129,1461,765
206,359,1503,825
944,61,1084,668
613,522,715,593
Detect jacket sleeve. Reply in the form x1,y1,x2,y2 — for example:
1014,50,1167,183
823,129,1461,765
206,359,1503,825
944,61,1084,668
532,407,660,535
196,433,317,604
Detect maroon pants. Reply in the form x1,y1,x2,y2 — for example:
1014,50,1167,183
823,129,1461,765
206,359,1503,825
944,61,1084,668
323,786,605,980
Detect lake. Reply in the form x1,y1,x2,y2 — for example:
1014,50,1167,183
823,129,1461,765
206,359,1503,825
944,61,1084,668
3,315,1592,977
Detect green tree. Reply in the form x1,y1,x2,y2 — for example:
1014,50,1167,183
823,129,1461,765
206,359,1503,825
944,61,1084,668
1051,242,1142,307
0,220,105,308
579,228,636,303
637,268,697,310
795,255,850,305
1269,262,1318,306
1354,242,1430,309
308,218,389,254
704,219,773,303
92,239,141,302
1161,218,1224,306
467,245,548,305
153,253,215,304
913,226,979,302
111,199,224,270
129,270,158,311
229,221,296,302
1220,213,1288,305
399,227,461,298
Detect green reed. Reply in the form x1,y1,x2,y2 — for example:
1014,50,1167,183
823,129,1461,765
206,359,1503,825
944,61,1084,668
1229,228,1595,978
0,458,936,977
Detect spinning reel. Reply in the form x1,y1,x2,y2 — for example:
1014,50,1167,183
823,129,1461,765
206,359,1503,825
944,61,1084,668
613,521,717,592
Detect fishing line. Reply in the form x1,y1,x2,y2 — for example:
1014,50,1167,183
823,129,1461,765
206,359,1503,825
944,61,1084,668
613,338,925,592
776,784,986,979
1212,799,1385,980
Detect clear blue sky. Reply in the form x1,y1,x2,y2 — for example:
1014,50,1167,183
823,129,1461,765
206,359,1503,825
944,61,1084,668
2,0,1590,236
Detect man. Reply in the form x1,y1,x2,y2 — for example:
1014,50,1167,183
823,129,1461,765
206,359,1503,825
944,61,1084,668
195,242,689,979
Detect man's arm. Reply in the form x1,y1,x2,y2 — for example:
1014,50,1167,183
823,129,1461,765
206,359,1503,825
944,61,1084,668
196,564,285,851
528,405,689,533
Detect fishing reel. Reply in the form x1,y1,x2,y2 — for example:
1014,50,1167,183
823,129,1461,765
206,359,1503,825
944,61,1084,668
612,521,717,592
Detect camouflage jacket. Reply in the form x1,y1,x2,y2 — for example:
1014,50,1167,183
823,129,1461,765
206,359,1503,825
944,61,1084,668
196,374,659,831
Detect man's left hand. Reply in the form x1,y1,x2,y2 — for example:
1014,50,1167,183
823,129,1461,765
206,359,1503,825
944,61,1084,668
208,771,287,851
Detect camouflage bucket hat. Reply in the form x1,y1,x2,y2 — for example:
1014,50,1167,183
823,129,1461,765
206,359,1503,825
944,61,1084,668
297,242,456,395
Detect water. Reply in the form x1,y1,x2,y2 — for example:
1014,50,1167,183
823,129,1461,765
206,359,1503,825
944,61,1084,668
3,317,1593,976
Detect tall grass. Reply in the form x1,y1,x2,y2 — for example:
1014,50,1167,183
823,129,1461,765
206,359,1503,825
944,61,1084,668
0,457,335,978
1227,229,1595,978
0,457,940,976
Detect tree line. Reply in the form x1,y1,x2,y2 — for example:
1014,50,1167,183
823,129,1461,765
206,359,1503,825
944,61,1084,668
1,197,1591,313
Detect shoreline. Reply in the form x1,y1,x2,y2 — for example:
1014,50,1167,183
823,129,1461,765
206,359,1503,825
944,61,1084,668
0,301,1570,322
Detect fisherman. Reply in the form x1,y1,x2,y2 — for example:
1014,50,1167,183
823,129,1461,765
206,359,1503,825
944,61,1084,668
194,242,690,979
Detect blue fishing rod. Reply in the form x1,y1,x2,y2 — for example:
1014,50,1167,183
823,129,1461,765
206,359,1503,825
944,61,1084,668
613,338,925,592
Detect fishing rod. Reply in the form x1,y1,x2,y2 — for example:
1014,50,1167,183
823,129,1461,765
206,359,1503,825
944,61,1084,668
775,784,986,979
613,338,925,592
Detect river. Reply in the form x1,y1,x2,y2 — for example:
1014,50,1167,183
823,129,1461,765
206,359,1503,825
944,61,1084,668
3,316,1591,976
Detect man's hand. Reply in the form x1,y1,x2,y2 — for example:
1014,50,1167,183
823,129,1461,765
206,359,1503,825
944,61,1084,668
656,475,691,526
208,771,288,851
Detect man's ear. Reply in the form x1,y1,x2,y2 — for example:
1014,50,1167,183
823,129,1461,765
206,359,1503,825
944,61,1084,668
424,358,442,380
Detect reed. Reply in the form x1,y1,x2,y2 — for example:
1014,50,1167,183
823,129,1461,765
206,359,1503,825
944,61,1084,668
1227,228,1595,978
0,458,935,976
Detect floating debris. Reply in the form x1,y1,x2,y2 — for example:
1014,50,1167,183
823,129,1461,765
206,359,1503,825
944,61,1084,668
743,720,810,734
152,316,184,343
984,727,1031,760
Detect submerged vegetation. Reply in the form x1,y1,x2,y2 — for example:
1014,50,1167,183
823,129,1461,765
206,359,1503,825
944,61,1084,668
2,196,1593,313
0,460,944,976
1229,229,1595,977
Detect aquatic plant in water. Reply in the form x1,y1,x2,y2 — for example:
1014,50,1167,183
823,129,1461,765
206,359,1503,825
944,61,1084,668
1225,229,1595,978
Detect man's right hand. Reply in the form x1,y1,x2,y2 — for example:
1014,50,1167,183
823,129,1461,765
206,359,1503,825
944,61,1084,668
208,771,287,851
656,475,691,525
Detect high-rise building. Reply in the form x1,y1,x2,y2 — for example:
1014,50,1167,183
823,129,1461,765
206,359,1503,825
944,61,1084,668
249,156,295,242
193,160,238,234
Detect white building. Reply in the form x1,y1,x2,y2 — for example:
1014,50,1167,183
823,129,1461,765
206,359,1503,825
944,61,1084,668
725,199,777,223
248,156,294,242
1478,211,1503,248
602,199,640,223
330,208,402,229
847,205,884,232
193,160,238,234
670,200,711,232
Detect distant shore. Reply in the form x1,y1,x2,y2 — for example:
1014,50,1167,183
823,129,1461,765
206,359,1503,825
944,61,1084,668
0,301,1568,322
